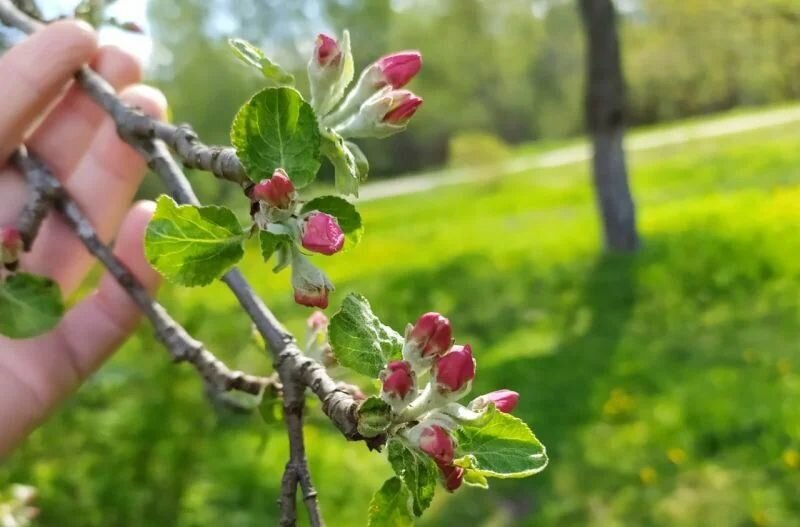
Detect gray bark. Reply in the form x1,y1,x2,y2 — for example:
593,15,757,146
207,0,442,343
579,0,640,252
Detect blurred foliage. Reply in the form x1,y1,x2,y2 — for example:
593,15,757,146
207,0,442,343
448,131,511,168
4,108,800,525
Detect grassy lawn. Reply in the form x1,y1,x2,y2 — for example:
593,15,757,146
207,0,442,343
3,110,800,526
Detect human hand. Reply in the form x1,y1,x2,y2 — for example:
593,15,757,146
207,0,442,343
0,20,166,456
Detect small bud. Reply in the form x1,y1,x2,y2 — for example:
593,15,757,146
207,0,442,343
414,424,455,465
1,226,23,265
382,91,423,124
438,463,464,492
252,169,296,209
301,212,345,256
380,360,417,411
375,51,422,89
469,389,519,414
314,33,342,67
291,251,335,309
308,31,353,117
334,89,423,139
307,311,329,332
409,312,452,358
433,345,476,395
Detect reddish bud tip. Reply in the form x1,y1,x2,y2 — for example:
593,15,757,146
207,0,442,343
438,463,465,492
315,33,342,67
472,389,519,413
120,21,143,34
252,169,296,209
381,360,415,399
383,91,423,124
301,212,345,256
434,344,476,393
418,424,455,465
409,312,452,358
1,226,23,265
377,51,422,88
294,289,329,309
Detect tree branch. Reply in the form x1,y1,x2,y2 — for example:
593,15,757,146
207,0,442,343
11,146,273,396
11,149,58,250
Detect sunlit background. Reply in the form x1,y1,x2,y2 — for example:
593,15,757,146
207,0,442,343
2,0,800,525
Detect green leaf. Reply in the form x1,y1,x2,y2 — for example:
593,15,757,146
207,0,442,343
367,477,414,527
301,195,363,249
347,141,370,182
231,87,321,187
145,196,246,287
462,469,489,489
388,440,437,516
328,293,403,377
321,131,362,196
453,406,548,479
0,273,64,338
259,231,293,266
228,38,294,86
357,396,393,438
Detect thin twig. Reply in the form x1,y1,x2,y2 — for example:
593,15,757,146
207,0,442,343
12,147,273,396
11,148,59,250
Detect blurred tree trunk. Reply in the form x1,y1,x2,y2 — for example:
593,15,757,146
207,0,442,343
578,0,640,252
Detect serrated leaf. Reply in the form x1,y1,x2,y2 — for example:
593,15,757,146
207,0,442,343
145,196,245,287
388,440,437,516
453,406,548,479
228,38,295,86
321,131,361,196
231,87,321,186
301,195,362,249
259,231,293,266
357,396,393,438
328,293,403,377
0,273,64,338
367,477,414,527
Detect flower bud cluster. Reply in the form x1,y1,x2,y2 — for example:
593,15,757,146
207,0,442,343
308,32,424,138
249,169,345,309
369,312,524,492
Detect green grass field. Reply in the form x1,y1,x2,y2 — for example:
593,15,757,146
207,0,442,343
3,108,800,526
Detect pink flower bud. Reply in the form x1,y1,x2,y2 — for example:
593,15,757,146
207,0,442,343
409,312,453,358
433,345,476,394
291,252,335,309
314,33,342,67
470,389,519,414
1,226,23,265
438,463,464,492
307,311,329,331
382,91,423,124
252,169,296,209
381,360,416,400
376,51,422,89
417,424,455,465
301,212,345,256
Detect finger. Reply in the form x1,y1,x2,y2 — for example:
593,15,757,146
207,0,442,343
23,85,167,294
0,20,97,162
27,45,142,179
0,46,142,233
0,202,159,457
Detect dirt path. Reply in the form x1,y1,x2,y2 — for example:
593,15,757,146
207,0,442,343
358,105,800,202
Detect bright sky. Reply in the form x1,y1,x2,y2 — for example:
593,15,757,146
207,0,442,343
39,0,152,65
